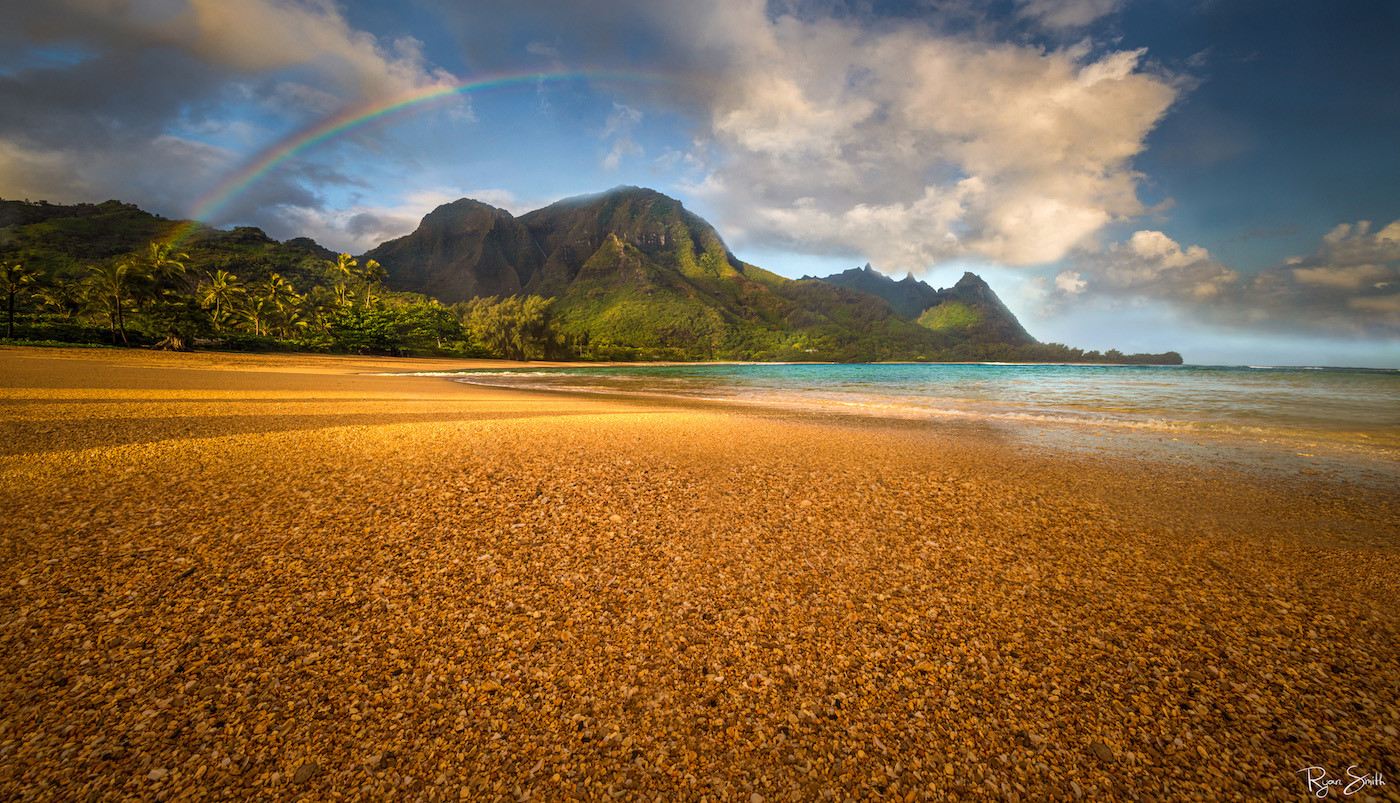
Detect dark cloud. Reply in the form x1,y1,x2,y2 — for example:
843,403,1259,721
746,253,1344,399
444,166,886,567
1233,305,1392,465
0,0,447,225
347,211,385,237
0,50,226,149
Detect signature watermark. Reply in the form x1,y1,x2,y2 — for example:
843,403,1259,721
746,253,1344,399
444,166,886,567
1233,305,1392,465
1297,766,1387,798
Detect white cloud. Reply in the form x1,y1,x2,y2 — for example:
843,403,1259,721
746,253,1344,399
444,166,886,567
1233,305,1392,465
1128,230,1211,267
1291,264,1392,290
686,12,1179,274
1075,231,1238,300
1053,221,1400,338
1014,0,1127,30
1310,219,1400,266
162,0,451,100
1055,270,1087,294
525,41,562,61
601,102,644,171
422,1,1177,276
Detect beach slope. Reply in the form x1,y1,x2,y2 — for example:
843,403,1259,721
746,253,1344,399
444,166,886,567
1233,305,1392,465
1,347,1396,802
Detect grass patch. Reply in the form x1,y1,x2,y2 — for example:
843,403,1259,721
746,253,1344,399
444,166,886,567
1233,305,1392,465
918,301,980,332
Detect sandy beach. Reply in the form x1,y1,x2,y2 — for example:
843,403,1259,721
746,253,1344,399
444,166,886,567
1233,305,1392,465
1,346,1396,802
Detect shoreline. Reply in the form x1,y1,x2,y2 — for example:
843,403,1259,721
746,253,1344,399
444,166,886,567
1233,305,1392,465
426,363,1400,492
2,346,1397,801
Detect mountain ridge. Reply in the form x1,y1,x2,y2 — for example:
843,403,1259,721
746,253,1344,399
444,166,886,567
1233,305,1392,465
367,186,964,360
806,264,1037,347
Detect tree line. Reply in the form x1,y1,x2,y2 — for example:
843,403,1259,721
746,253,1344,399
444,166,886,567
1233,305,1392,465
0,243,568,359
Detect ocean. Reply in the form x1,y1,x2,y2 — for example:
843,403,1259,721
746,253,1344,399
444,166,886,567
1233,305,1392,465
420,362,1400,450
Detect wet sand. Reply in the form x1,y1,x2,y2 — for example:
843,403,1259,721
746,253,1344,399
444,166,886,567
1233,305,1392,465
1,346,1397,802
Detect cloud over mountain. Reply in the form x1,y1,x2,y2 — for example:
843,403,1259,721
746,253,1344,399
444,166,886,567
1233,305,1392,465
425,0,1179,274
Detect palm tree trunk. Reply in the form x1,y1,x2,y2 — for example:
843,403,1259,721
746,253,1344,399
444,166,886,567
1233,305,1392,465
115,294,128,345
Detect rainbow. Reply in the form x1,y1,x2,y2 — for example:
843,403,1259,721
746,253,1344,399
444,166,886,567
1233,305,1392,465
168,69,692,246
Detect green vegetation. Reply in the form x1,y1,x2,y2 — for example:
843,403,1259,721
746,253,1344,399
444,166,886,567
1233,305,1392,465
456,296,567,360
2,260,41,338
0,201,470,355
934,341,1183,364
0,233,575,361
1,198,497,356
917,300,979,332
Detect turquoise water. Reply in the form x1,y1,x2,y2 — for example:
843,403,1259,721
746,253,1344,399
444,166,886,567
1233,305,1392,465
420,363,1400,447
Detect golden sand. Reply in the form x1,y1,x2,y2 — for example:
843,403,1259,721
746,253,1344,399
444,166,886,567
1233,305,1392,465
1,346,1396,802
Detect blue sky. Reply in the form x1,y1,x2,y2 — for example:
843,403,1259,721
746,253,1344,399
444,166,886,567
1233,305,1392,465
1,0,1397,366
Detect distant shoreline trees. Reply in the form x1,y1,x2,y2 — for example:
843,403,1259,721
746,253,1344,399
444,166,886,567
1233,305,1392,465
0,240,577,359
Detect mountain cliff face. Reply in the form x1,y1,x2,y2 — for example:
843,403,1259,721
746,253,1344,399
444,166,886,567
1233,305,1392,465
811,264,1036,347
368,198,543,303
804,264,944,319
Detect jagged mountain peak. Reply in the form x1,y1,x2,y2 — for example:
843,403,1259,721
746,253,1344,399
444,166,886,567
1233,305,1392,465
810,264,1035,347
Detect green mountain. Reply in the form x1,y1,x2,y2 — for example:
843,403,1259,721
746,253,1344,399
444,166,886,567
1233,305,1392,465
808,264,1036,347
369,186,958,361
0,198,336,290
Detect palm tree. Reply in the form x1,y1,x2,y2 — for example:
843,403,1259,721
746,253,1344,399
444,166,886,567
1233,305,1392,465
360,259,386,307
240,295,274,336
199,270,242,332
258,273,296,306
252,273,302,338
144,241,191,290
326,253,358,307
35,279,83,320
272,296,311,338
303,285,339,333
261,273,300,328
85,258,146,345
1,260,40,338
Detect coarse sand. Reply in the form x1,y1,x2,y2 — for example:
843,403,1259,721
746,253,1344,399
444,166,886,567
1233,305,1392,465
1,346,1397,802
